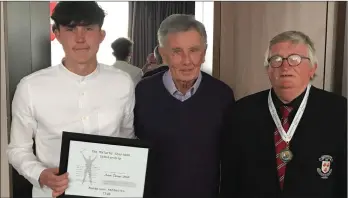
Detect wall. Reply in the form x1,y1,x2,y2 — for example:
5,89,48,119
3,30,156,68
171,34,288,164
215,2,344,100
195,2,214,75
7,2,50,100
3,2,50,197
0,2,11,197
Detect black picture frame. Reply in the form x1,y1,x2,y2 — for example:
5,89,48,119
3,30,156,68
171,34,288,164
58,131,150,198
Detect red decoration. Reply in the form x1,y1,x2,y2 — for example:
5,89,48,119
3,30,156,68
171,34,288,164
50,2,57,16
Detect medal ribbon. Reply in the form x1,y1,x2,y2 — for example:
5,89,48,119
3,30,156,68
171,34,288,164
268,84,311,143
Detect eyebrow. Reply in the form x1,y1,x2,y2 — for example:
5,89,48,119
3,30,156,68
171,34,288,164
171,46,201,51
268,54,280,59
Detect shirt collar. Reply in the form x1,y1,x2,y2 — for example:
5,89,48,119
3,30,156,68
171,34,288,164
271,87,307,110
115,60,128,64
58,63,100,82
163,69,202,96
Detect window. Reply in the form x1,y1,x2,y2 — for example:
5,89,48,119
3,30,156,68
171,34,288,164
195,2,214,75
50,2,129,66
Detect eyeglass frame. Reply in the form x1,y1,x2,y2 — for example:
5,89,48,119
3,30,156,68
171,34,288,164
267,54,311,68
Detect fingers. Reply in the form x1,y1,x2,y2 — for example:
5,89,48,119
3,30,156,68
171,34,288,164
50,176,68,198
40,168,70,197
50,173,69,188
47,172,69,193
53,178,69,189
52,189,65,198
53,172,69,182
47,173,67,186
51,168,59,174
52,182,68,194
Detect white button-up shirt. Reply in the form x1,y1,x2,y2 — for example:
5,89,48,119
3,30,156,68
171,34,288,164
7,63,135,197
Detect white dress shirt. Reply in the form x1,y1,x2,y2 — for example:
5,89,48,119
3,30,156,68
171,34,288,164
112,60,143,85
7,63,135,197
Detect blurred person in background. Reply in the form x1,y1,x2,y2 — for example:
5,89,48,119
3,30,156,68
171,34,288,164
142,45,169,78
111,37,143,84
141,52,158,74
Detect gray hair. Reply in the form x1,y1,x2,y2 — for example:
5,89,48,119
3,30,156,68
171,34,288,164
264,31,318,68
157,14,207,47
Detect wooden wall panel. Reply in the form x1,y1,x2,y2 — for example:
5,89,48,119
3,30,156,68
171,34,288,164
218,2,328,100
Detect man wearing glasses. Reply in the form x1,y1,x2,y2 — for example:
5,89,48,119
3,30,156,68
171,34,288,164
220,31,347,198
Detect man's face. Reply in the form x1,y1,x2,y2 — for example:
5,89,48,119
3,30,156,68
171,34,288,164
55,24,105,64
267,41,317,96
159,29,206,82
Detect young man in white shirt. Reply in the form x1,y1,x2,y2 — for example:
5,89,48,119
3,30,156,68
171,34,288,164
7,2,135,198
111,37,143,85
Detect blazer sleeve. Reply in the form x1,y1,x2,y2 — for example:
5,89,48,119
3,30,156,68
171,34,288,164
336,97,347,198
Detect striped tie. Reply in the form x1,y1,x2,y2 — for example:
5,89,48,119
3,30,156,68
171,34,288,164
274,105,293,190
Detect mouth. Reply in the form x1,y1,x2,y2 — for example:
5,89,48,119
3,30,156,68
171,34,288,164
280,74,294,78
181,68,194,72
74,48,89,51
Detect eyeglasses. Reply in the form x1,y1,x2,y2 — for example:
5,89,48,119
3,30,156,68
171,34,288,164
267,54,310,68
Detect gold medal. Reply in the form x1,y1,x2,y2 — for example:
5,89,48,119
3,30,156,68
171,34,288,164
279,147,293,163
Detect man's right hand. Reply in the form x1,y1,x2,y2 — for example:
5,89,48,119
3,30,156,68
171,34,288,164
39,168,69,197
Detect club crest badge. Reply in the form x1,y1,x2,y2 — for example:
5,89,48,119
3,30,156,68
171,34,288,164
317,155,333,179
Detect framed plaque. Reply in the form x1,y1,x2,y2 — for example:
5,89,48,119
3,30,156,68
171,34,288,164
58,131,149,198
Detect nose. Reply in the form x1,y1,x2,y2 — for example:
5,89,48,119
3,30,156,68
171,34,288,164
181,52,192,66
75,27,86,43
280,59,291,71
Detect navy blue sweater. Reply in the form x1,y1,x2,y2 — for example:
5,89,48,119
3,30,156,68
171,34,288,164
134,71,235,198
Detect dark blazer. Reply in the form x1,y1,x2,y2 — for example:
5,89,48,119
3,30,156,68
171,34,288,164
220,86,347,198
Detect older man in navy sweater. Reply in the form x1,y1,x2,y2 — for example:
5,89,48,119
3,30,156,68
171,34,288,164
134,14,235,198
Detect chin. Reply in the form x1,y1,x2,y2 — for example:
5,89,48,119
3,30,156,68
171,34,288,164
279,84,295,89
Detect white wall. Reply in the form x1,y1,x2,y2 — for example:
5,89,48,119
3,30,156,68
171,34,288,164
195,2,214,75
0,1,11,197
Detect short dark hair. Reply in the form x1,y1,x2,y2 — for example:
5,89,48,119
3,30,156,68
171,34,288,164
111,37,133,61
51,1,105,30
153,45,162,64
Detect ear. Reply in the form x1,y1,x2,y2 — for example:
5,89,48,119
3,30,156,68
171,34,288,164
202,44,207,63
158,46,167,63
158,46,165,58
309,63,318,79
54,29,62,44
99,29,106,43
